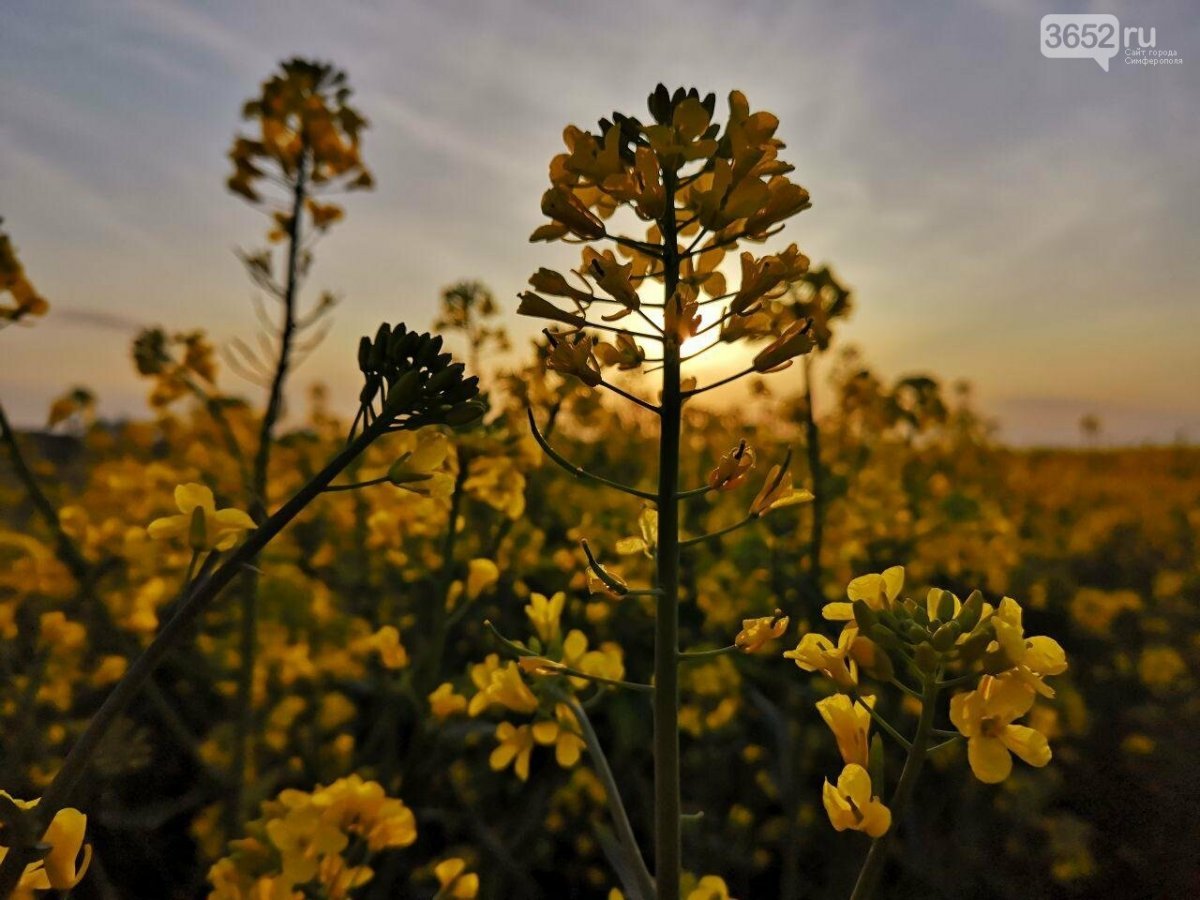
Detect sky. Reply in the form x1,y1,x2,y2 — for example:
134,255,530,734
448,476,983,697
1,0,1197,444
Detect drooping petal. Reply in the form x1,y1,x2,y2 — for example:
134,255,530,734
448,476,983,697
1000,724,1052,768
859,798,892,838
967,736,1013,783
1024,636,1068,676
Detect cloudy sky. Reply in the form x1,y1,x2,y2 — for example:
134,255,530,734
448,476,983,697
1,0,1197,443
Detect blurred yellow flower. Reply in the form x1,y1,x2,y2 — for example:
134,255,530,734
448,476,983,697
434,857,479,898
490,722,536,781
147,483,255,551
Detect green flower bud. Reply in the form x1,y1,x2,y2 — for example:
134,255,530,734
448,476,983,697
955,590,984,633
852,599,879,631
931,622,959,652
935,589,957,623
914,641,939,673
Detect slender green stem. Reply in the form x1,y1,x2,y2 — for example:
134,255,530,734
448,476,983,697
0,418,389,899
652,168,683,900
527,408,658,501
680,367,754,397
679,515,755,548
598,379,660,415
852,695,911,752
848,674,940,900
567,698,656,900
322,475,391,492
677,644,737,662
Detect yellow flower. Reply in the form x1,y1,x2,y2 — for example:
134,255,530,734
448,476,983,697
822,566,904,622
428,683,468,719
147,483,255,551
364,625,408,669
990,597,1068,697
708,443,756,492
465,558,500,601
525,591,566,645
949,674,1052,783
531,704,587,768
387,432,451,496
687,874,732,900
490,722,536,781
0,793,92,893
822,763,891,837
474,661,539,716
434,857,479,898
785,629,857,689
816,694,872,768
1138,645,1186,689
752,319,815,373
735,612,788,653
749,466,813,517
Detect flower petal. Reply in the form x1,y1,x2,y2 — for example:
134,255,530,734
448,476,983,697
968,736,1013,783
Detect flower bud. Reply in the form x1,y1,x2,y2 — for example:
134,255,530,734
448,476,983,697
934,589,957,623
852,599,879,632
955,590,984,633
914,641,939,673
931,622,960,652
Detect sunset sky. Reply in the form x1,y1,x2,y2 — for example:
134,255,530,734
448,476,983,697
2,0,1197,444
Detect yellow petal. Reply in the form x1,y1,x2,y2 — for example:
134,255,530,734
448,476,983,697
531,721,559,745
859,798,892,838
174,483,215,514
1000,724,1052,768
821,601,855,622
967,736,1012,783
949,690,981,737
214,508,256,531
881,566,904,602
836,763,874,808
42,807,90,889
1024,636,1068,676
146,514,187,540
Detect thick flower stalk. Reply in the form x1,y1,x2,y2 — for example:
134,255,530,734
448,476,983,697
509,84,816,898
